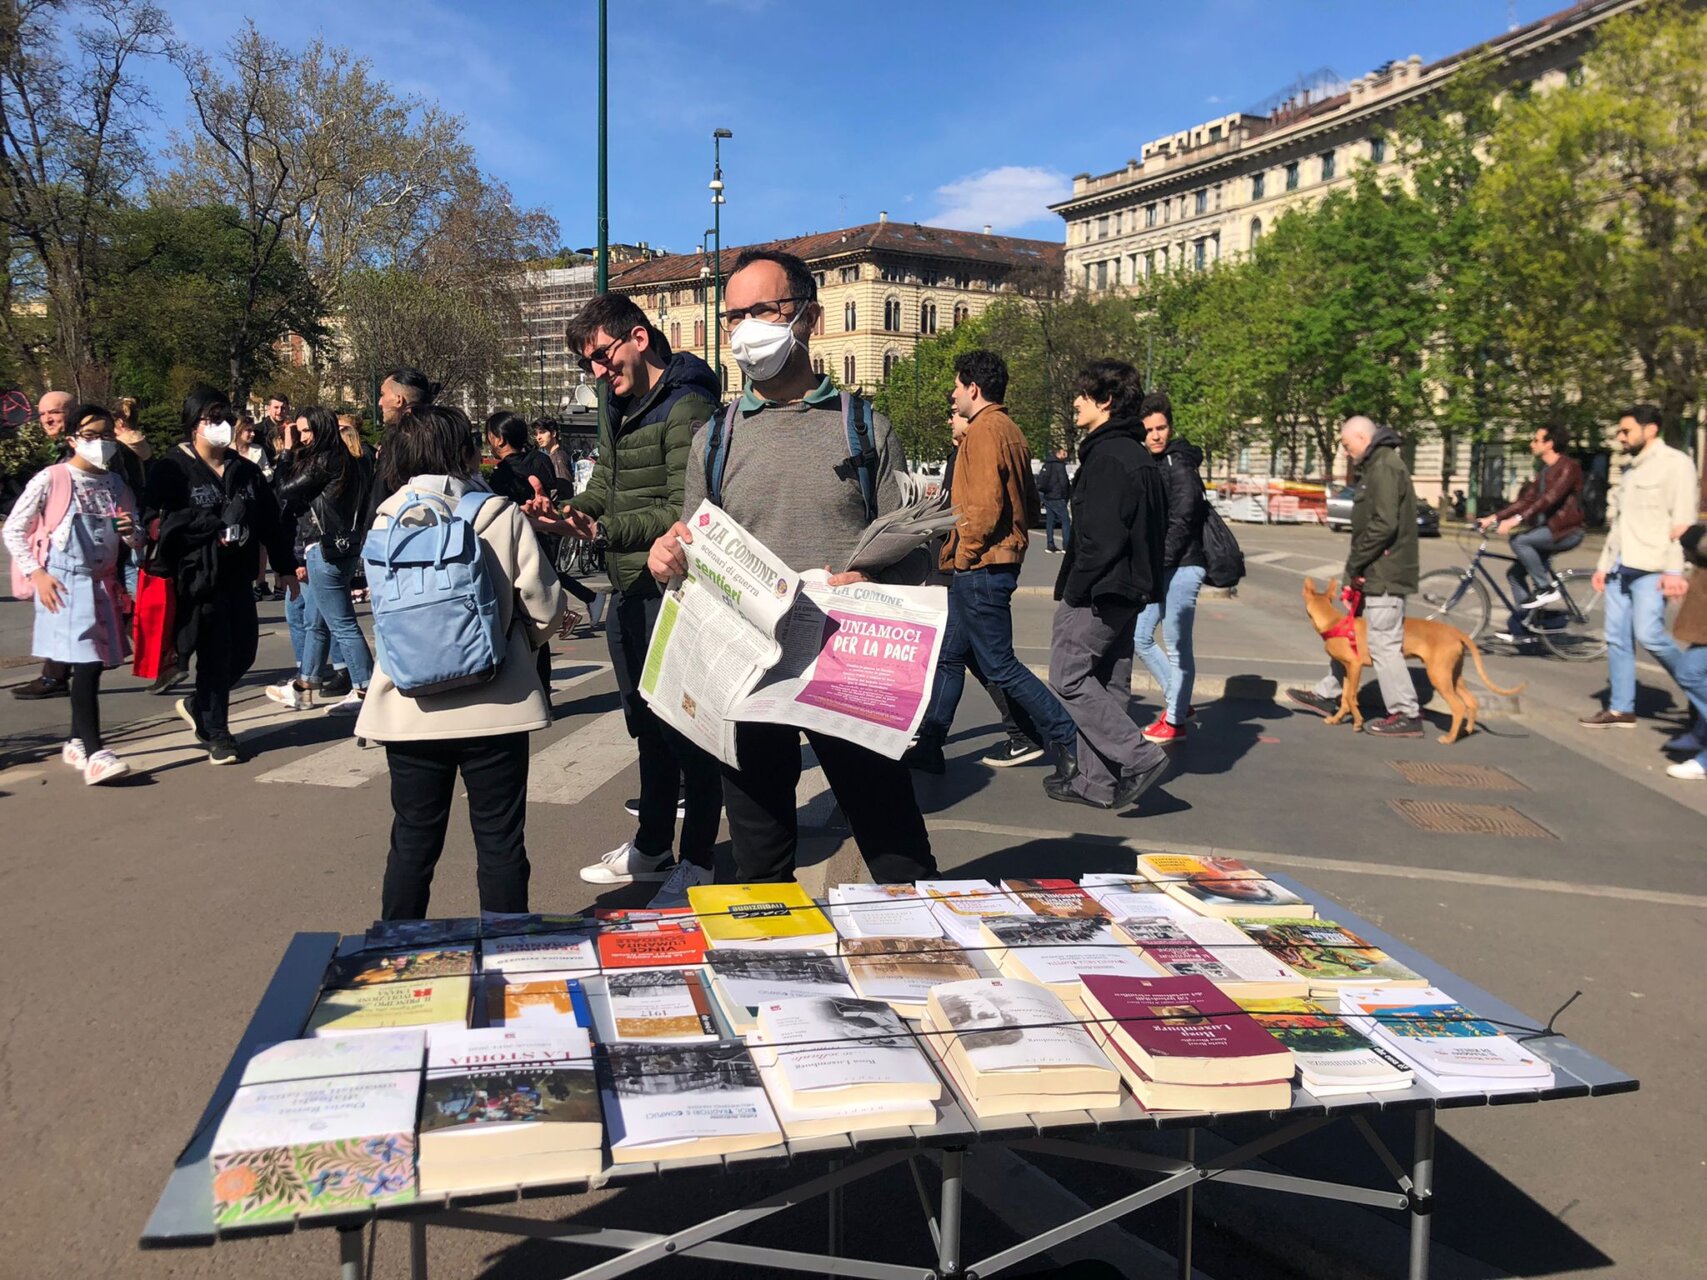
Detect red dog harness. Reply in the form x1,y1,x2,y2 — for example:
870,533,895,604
1320,585,1364,656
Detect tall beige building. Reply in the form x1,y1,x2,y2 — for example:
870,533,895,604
608,218,1064,396
1050,0,1645,502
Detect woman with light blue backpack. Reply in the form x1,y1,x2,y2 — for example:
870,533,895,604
356,404,565,920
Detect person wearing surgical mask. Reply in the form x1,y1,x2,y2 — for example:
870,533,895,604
645,247,938,890
142,383,296,766
3,404,146,783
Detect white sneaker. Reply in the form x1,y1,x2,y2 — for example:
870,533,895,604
265,681,312,710
579,841,673,885
62,738,87,769
647,860,713,908
84,749,131,785
326,689,366,716
1667,759,1706,781
1520,589,1563,610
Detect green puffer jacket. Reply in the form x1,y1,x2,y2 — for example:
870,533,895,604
1345,426,1419,597
567,352,722,593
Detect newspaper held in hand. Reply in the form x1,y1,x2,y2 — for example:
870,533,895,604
641,501,948,763
843,480,958,575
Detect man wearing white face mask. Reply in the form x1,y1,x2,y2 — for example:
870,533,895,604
646,248,938,886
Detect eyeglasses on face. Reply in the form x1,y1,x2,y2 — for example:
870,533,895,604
576,332,634,374
718,297,808,331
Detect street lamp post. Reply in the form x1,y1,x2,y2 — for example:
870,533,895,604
595,0,609,292
700,229,714,360
711,129,731,388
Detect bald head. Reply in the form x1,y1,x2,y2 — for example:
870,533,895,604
1340,414,1377,461
38,390,71,438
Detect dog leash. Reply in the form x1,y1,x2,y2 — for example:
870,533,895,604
1321,585,1364,656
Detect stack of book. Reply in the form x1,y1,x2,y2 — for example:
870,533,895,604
977,915,1155,1010
751,997,940,1137
601,1041,783,1163
1338,987,1555,1095
704,950,856,1036
593,907,708,969
1134,854,1315,919
1114,916,1307,999
1079,974,1294,1112
1231,918,1425,994
307,945,475,1038
211,1031,424,1225
1078,874,1201,922
1238,997,1415,1097
689,883,837,952
484,975,595,1030
916,879,1032,948
921,978,1120,1117
479,916,598,976
604,969,721,1043
1001,878,1110,919
842,937,980,1017
418,1027,602,1191
827,883,942,940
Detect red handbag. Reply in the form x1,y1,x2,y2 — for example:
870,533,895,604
131,567,177,680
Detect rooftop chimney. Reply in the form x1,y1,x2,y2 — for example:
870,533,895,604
983,224,992,235
879,210,888,222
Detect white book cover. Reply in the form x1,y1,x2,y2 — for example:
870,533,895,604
706,950,855,1015
757,1061,937,1135
917,880,1031,948
1079,875,1201,922
1339,987,1554,1081
828,884,942,939
603,1042,780,1151
427,1026,592,1078
605,970,719,1043
930,978,1110,1076
984,917,1155,987
239,1031,426,1086
1117,916,1300,986
213,1072,420,1154
754,998,938,1097
481,929,598,975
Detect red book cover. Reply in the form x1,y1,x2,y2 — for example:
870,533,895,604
1080,974,1283,1064
1001,878,1109,919
595,908,708,969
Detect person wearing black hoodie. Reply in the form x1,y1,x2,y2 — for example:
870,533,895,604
1133,393,1207,745
1046,360,1171,811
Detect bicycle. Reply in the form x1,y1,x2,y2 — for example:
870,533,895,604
1415,532,1606,662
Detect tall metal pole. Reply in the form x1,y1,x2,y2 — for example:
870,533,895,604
595,0,609,293
701,231,712,362
711,129,731,388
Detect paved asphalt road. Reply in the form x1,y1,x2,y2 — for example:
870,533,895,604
1,520,1701,1280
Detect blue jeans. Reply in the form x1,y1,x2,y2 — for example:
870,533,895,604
284,576,333,681
1673,646,1707,769
1043,500,1071,551
301,546,374,689
921,566,1077,748
1134,565,1206,724
1604,569,1686,715
1506,526,1582,632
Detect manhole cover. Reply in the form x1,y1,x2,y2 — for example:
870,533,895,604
1388,761,1526,791
1389,799,1554,839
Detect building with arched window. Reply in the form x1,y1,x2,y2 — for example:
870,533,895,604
883,350,899,378
843,353,856,385
883,297,902,331
919,300,938,335
844,300,857,332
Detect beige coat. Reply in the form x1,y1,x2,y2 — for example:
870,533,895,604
1596,438,1699,575
355,476,565,744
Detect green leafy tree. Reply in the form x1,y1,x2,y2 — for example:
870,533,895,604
872,311,994,463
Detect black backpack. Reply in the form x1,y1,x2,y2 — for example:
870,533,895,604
1201,507,1245,589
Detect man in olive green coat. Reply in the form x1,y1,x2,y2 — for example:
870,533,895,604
1290,415,1422,737
543,292,726,904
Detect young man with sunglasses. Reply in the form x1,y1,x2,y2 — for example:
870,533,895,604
533,292,726,907
646,248,939,887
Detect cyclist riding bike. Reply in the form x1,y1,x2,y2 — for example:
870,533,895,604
1478,423,1586,642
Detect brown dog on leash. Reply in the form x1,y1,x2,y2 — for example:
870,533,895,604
1302,578,1526,744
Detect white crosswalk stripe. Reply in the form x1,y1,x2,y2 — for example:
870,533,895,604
526,709,638,805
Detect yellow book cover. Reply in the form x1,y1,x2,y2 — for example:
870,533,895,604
688,882,833,946
308,976,473,1036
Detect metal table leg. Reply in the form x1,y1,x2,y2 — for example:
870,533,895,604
410,1218,429,1280
1409,1110,1436,1280
1177,1128,1196,1280
938,1148,966,1276
337,1225,363,1280
826,1157,844,1271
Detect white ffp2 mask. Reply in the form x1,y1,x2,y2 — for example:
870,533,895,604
728,313,805,383
201,420,234,448
75,439,119,470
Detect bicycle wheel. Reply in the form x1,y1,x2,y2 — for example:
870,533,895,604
1538,568,1607,662
1416,569,1490,640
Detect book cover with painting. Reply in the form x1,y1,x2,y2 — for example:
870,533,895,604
326,945,476,989
1001,879,1110,919
594,907,708,968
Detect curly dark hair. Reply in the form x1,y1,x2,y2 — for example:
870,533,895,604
1075,360,1145,421
953,350,1008,405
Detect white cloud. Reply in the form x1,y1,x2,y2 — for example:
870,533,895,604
1206,94,1225,105
930,166,1071,233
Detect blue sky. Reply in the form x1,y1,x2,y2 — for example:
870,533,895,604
134,0,1568,254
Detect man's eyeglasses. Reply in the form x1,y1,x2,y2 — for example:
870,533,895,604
719,297,809,331
576,333,633,374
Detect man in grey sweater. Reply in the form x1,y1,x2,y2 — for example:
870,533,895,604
647,248,937,885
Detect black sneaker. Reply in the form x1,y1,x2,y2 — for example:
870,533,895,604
207,733,242,765
623,795,687,818
1043,775,1110,809
981,737,1045,768
320,669,353,698
1287,688,1339,718
148,665,189,695
174,697,210,744
10,675,69,700
1364,714,1423,738
901,739,946,775
1113,757,1170,810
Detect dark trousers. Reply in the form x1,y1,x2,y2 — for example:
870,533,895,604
1043,499,1071,551
975,654,1040,746
381,733,531,919
68,662,104,752
1050,599,1165,804
724,721,937,884
185,591,259,737
608,587,723,868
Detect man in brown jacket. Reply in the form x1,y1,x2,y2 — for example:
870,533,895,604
902,351,1078,775
1481,423,1586,642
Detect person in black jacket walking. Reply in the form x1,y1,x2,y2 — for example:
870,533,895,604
1046,361,1171,811
1037,446,1072,552
1133,393,1207,745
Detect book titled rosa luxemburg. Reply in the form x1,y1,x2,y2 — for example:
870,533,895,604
1079,973,1291,1086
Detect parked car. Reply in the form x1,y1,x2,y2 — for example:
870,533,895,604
1324,485,1440,537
